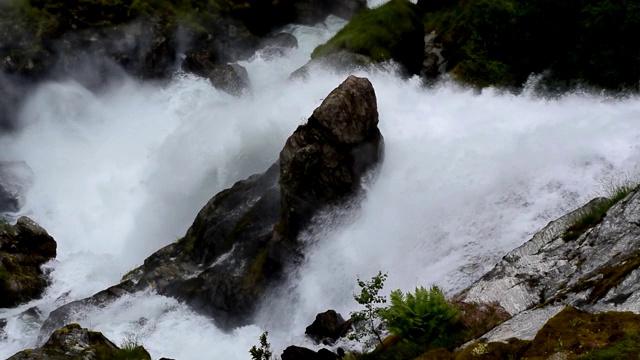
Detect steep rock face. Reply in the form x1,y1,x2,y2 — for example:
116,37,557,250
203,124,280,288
39,76,383,338
459,186,640,341
0,217,57,308
9,323,151,360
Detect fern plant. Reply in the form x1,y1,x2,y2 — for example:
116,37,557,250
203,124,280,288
380,286,458,344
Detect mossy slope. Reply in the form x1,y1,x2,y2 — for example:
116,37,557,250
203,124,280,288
312,0,424,74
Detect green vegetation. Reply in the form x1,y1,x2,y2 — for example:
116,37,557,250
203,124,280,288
350,271,388,345
312,0,424,74
249,332,273,360
347,274,501,360
381,286,458,344
577,331,640,359
422,0,640,89
93,332,151,360
563,182,636,241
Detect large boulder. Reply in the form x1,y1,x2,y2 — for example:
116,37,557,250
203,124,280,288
273,75,383,258
305,310,352,342
0,217,57,308
8,323,151,360
39,76,383,338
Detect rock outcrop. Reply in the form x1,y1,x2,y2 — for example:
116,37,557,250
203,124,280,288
39,76,383,339
305,310,352,342
0,217,57,308
8,323,151,360
457,186,640,342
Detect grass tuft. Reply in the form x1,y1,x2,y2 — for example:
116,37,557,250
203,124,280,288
563,180,636,241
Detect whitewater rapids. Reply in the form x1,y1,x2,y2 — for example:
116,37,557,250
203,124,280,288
2,11,640,360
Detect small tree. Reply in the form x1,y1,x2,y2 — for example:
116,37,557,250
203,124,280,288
380,286,458,346
350,271,388,345
249,332,272,360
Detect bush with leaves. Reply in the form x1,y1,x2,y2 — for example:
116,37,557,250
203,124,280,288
350,271,388,346
380,286,458,345
249,332,273,360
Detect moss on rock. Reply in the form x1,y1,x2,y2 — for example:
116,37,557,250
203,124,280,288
312,0,424,74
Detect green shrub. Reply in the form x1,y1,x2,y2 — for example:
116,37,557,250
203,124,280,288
249,332,273,360
380,286,458,345
350,272,388,345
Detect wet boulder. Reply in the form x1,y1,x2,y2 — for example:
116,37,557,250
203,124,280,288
0,217,57,308
8,323,151,360
305,309,352,342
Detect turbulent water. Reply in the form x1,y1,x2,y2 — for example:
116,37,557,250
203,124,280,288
2,5,640,359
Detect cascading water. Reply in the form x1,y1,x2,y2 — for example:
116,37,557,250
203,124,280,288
2,6,640,360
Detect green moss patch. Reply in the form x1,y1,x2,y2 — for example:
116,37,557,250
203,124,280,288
557,250,640,305
524,307,640,359
312,0,424,73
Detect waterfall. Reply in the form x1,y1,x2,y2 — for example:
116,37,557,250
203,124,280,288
2,11,640,360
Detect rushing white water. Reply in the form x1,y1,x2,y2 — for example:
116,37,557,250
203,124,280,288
2,10,640,360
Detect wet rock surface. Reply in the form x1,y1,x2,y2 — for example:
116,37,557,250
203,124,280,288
0,217,57,308
305,309,352,342
8,323,151,360
458,186,640,342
